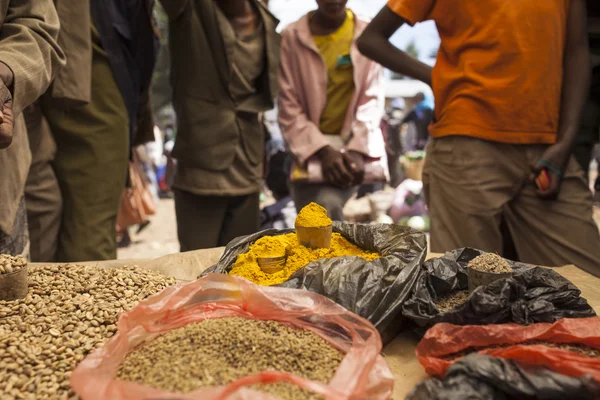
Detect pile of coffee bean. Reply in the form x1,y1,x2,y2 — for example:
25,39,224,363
468,253,512,274
117,317,345,399
0,265,176,400
0,254,26,275
434,290,470,313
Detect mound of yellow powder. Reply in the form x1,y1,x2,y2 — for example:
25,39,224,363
295,203,332,228
229,233,380,286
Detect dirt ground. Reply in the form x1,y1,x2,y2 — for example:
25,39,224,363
118,198,180,260
118,195,600,261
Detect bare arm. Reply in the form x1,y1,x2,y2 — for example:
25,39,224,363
357,6,432,86
555,0,590,152
533,0,590,199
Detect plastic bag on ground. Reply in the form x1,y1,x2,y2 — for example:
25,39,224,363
407,354,600,400
70,273,394,400
401,248,595,335
203,223,428,345
416,317,600,382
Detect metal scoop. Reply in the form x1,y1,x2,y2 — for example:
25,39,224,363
296,225,333,249
257,254,287,274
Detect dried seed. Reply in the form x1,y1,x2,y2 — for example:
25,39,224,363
0,263,176,399
468,253,512,273
117,317,344,400
434,290,470,313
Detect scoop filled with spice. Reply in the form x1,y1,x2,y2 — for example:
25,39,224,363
255,236,288,274
295,202,333,249
467,253,513,293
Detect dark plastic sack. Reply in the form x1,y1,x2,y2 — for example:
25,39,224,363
204,222,427,344
407,354,600,400
71,274,394,400
416,318,600,382
402,248,595,335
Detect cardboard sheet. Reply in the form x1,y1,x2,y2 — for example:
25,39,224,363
31,250,600,400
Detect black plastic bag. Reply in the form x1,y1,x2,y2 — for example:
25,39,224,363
406,354,600,400
402,248,595,335
203,222,427,344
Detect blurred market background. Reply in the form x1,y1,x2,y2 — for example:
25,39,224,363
119,0,600,259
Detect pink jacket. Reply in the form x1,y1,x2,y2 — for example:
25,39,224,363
278,12,386,166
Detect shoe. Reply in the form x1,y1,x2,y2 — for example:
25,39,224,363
137,220,151,234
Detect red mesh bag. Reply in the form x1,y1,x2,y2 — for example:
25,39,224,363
70,273,394,399
416,318,600,382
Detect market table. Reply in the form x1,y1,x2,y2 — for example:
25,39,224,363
31,251,600,400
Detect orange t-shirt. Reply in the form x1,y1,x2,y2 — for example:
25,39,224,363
388,0,570,144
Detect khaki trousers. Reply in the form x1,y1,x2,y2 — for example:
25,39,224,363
423,136,600,277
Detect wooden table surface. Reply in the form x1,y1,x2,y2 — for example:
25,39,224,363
32,251,600,400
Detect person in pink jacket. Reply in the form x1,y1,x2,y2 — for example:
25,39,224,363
278,0,387,221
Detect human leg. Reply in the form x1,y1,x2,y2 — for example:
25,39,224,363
424,137,520,254
219,193,260,246
23,106,62,262
174,190,228,251
0,198,29,257
24,161,62,262
45,37,129,262
505,152,600,276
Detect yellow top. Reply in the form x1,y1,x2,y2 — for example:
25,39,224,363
295,203,332,228
312,9,355,136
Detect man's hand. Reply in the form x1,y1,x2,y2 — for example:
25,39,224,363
533,0,590,199
343,150,366,186
317,146,354,188
0,62,14,149
531,143,571,200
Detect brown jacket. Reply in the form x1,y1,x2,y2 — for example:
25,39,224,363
160,0,280,172
0,0,65,235
49,0,92,106
47,0,157,146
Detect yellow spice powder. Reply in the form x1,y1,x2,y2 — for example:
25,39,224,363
295,203,332,228
229,233,380,286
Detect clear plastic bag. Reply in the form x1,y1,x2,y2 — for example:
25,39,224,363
70,273,394,400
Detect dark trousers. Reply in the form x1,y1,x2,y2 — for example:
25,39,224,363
0,198,29,257
23,105,62,262
573,97,600,181
44,33,129,262
174,189,260,251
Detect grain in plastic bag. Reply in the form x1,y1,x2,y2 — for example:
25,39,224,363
402,248,595,335
70,273,394,400
416,318,600,382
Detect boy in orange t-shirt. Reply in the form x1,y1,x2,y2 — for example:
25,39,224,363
357,0,600,276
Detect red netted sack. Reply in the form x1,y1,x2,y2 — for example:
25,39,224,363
416,318,600,382
70,273,394,400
